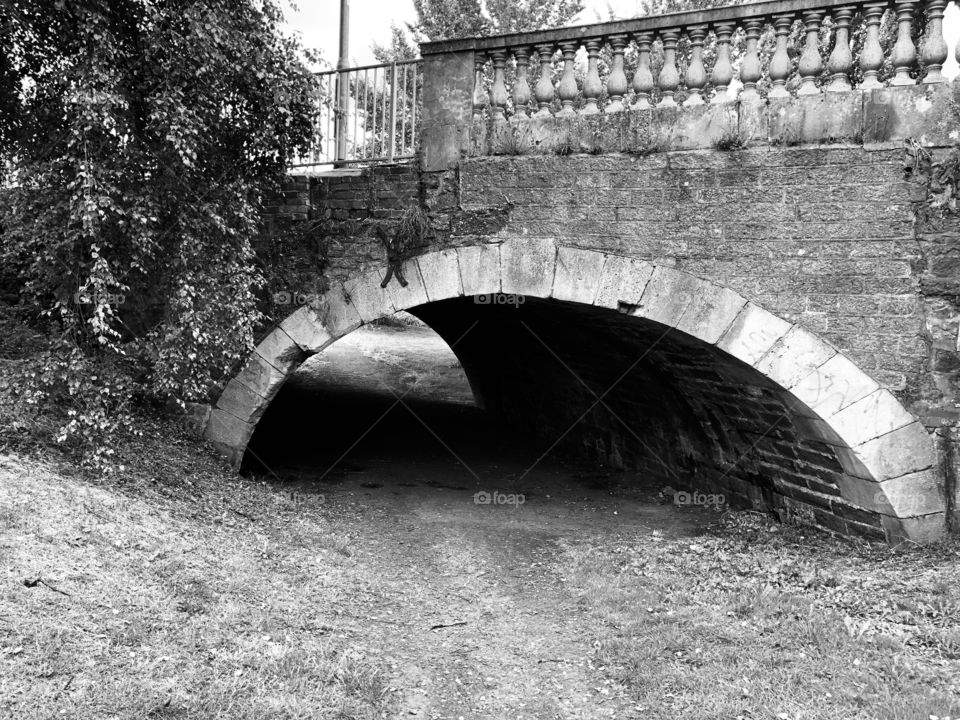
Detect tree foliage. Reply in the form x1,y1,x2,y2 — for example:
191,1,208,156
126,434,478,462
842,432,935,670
373,0,586,61
0,0,316,465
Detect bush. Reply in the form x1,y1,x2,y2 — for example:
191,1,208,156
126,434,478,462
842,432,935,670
0,0,318,467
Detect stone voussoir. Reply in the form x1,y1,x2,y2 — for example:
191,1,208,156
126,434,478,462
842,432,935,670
344,269,396,322
456,243,502,298
417,249,463,302
755,325,838,392
852,421,937,481
254,326,305,374
593,254,655,310
867,467,947,518
313,284,363,339
827,388,917,449
631,265,701,327
552,246,607,305
787,351,881,420
716,302,792,366
204,408,256,467
280,305,335,354
881,513,948,545
500,237,558,298
675,282,748,345
382,258,430,311
232,352,287,402
216,380,270,425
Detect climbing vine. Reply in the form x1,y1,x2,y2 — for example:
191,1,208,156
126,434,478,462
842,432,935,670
904,139,960,229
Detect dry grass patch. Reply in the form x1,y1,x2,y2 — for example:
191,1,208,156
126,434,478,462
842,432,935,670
0,452,394,719
559,517,960,720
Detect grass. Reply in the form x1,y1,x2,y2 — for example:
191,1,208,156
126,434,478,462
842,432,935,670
495,127,531,156
553,132,576,156
712,127,752,151
626,135,674,157
773,124,804,147
559,516,960,719
0,444,395,719
1,412,959,717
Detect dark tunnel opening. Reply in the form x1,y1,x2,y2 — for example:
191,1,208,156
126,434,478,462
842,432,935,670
244,296,887,540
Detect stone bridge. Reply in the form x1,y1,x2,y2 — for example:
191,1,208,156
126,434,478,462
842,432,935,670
200,0,960,545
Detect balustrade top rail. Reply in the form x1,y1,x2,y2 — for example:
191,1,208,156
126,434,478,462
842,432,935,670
420,0,941,54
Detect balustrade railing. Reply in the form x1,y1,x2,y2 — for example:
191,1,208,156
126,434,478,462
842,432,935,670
292,59,422,167
443,0,956,119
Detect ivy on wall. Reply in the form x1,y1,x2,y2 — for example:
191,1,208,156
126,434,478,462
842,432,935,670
904,139,960,230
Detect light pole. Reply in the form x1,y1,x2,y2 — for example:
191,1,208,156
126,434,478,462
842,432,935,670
335,0,350,162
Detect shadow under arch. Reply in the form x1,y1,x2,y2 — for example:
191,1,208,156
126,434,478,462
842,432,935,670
203,240,946,545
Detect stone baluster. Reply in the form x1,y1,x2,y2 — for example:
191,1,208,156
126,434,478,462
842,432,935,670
473,54,488,118
489,50,508,120
582,39,603,114
827,7,855,92
710,22,734,103
921,0,949,83
534,44,555,117
658,30,680,107
557,41,579,116
797,12,824,95
859,3,886,89
684,25,708,106
890,2,918,86
740,19,763,101
769,14,795,98
606,34,629,113
632,32,655,109
512,48,532,118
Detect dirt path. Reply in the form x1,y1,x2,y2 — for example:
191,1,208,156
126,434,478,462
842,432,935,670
313,481,715,719
250,323,718,719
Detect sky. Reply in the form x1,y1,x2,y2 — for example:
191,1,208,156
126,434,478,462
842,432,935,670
284,0,960,77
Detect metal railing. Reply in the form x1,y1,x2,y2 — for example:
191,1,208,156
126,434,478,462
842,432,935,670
293,59,422,168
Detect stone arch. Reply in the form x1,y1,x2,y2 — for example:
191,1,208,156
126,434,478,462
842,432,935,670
204,239,945,544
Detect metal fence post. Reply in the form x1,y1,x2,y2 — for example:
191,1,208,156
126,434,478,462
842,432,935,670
336,68,349,162
388,62,398,160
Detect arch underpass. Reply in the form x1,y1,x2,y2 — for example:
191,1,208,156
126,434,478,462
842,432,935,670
204,240,946,545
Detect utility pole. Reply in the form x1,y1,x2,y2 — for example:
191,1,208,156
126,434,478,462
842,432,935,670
336,0,350,162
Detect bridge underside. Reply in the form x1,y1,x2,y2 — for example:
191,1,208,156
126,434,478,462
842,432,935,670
203,243,946,545
412,295,882,537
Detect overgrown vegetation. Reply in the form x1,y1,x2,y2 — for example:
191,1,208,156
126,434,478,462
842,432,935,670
626,134,674,156
711,127,752,151
495,126,532,156
553,132,576,156
905,139,960,226
0,1,316,467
